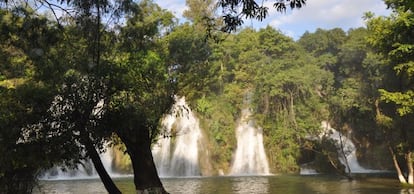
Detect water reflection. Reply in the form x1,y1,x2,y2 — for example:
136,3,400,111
231,176,268,194
35,179,107,194
401,188,414,194
305,178,357,194
162,177,202,194
36,175,408,194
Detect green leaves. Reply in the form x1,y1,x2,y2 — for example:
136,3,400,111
380,89,414,116
394,61,414,77
367,2,414,117
0,2,176,191
217,0,306,32
196,96,213,116
365,1,414,179
390,43,414,59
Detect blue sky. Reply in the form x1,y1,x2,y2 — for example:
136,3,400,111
155,0,391,39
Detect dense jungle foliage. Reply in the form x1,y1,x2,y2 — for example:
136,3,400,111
1,0,414,193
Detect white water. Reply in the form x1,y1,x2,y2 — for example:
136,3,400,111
321,121,377,173
44,97,202,179
40,149,119,180
230,108,270,175
299,167,318,175
152,96,202,177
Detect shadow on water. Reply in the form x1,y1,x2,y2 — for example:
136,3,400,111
36,174,412,194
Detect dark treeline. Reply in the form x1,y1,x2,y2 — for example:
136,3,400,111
0,0,413,193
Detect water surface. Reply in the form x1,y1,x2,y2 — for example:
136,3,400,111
35,174,411,194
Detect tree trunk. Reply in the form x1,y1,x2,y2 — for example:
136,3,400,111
389,146,407,184
338,133,352,179
289,91,298,129
84,137,122,194
263,93,269,115
376,101,410,184
120,129,168,194
407,152,414,184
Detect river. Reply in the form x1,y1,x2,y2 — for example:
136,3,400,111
35,174,410,194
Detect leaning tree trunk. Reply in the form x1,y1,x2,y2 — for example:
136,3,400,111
77,113,121,194
338,133,352,180
120,129,168,194
407,152,414,184
389,146,408,184
84,135,122,194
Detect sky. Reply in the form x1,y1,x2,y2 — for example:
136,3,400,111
154,0,391,40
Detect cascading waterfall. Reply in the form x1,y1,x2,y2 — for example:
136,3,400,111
320,121,376,173
41,98,124,180
230,107,270,175
152,114,173,176
299,167,318,175
152,96,202,177
44,96,203,179
41,161,95,180
40,148,117,180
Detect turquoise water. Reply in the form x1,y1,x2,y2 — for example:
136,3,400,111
35,175,411,194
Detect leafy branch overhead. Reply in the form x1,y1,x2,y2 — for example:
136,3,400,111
218,0,306,32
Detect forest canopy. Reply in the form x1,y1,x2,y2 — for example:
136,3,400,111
1,0,414,193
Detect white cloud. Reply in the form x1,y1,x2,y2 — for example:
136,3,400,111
264,0,390,39
272,0,371,27
152,0,390,39
155,0,187,18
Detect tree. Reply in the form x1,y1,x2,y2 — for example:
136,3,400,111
0,7,87,193
47,70,121,194
167,23,213,100
46,0,175,192
366,0,414,184
297,26,392,177
1,1,173,193
32,1,128,192
105,50,174,193
183,0,216,24
327,28,383,178
251,27,333,172
298,28,347,73
104,2,176,191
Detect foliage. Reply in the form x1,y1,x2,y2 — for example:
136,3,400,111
1,1,175,192
3,0,414,189
0,7,80,193
217,0,306,32
174,25,334,173
379,90,414,115
366,0,414,184
251,27,332,172
367,1,414,131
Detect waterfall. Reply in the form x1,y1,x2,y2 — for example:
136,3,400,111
152,96,202,177
230,107,270,175
321,121,376,173
40,98,124,180
43,96,203,179
152,114,173,176
40,149,118,180
299,167,318,175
